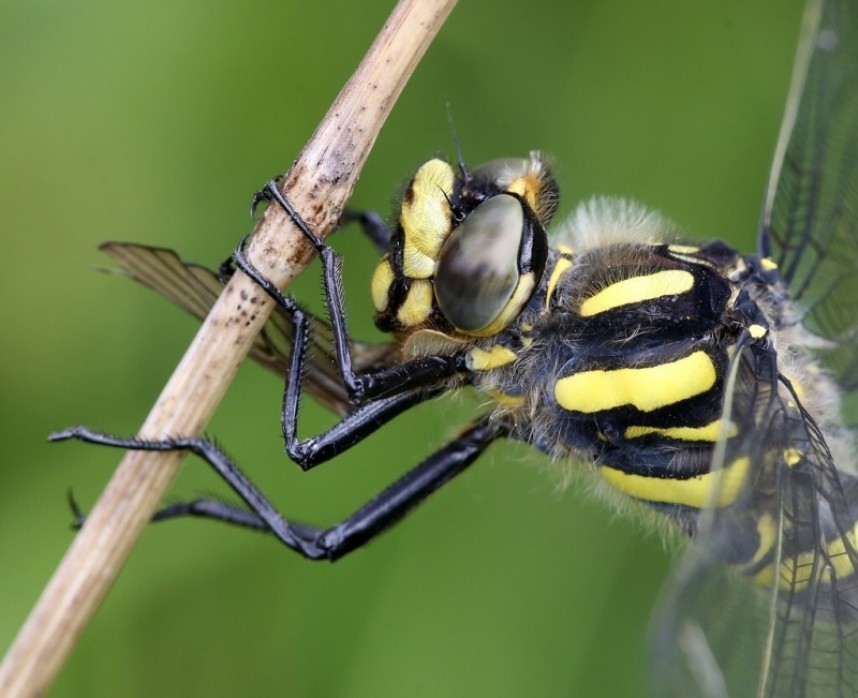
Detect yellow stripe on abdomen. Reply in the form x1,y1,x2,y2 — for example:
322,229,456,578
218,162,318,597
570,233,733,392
579,269,695,317
555,351,716,414
598,457,750,509
752,518,858,591
624,420,736,442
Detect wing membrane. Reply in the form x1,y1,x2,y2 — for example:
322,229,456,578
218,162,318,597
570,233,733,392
99,242,397,417
652,337,858,697
654,1,858,692
759,0,858,392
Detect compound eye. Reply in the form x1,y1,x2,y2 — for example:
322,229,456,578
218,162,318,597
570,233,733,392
470,155,558,228
435,194,524,333
471,158,527,185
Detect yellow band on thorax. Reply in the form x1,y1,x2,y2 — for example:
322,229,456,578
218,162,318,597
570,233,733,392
555,351,716,414
579,269,695,317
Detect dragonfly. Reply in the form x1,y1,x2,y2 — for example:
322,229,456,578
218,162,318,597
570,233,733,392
52,0,858,694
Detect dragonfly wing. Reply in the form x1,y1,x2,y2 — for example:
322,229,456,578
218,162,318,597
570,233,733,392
759,0,858,395
651,335,858,697
654,0,858,692
99,242,398,417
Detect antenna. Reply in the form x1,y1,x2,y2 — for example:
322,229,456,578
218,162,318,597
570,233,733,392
446,103,470,178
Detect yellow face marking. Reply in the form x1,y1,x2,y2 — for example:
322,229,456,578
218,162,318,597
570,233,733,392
400,160,456,279
598,456,750,509
556,244,573,255
579,269,695,317
545,256,573,309
555,351,716,414
624,419,736,442
761,257,778,272
370,256,395,313
395,279,434,327
467,345,518,371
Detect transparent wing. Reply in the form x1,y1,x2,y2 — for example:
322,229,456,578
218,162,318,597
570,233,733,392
759,0,858,393
654,1,858,693
650,341,775,698
651,338,858,697
99,242,397,417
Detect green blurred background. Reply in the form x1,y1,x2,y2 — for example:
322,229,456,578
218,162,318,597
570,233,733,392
1,0,806,695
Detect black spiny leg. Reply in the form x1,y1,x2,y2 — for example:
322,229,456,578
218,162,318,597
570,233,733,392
251,177,392,252
51,418,506,561
58,183,474,543
270,267,465,469
197,233,465,471
236,183,468,403
341,209,392,253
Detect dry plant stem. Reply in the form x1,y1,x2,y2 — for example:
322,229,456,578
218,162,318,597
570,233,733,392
0,1,457,696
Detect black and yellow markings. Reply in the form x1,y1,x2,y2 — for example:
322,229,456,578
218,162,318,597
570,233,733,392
545,246,574,309
598,456,751,509
554,350,716,415
373,157,556,334
400,159,456,279
556,346,750,510
578,269,696,317
665,244,715,269
395,280,434,327
371,258,435,326
750,513,858,591
370,159,457,327
489,154,558,226
623,420,736,443
370,255,395,313
467,344,518,371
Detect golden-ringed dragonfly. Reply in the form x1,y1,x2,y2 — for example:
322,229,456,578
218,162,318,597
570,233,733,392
52,0,858,694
